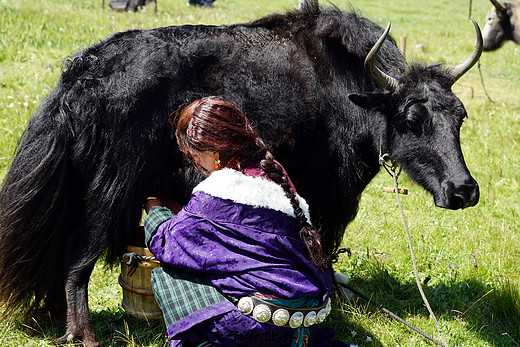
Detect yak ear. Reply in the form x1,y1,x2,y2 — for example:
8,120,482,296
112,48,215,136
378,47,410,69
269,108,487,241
349,92,393,112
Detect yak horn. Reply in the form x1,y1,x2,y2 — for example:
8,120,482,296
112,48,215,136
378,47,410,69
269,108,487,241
490,0,506,12
364,22,398,92
448,18,483,83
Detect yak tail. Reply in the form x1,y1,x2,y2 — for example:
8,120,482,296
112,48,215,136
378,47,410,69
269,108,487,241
0,92,76,319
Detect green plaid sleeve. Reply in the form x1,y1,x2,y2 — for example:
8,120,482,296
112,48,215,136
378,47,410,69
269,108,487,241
151,266,232,329
144,206,175,247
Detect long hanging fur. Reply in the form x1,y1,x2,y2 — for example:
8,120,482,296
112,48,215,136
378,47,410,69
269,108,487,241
0,89,76,316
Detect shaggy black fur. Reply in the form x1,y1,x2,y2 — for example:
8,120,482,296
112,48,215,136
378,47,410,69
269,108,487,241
0,1,479,345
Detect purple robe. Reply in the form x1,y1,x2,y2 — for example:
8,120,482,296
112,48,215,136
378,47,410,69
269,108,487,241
146,168,341,346
148,168,330,300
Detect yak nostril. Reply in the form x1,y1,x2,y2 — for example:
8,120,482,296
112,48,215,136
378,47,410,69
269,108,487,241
453,181,480,209
436,179,480,210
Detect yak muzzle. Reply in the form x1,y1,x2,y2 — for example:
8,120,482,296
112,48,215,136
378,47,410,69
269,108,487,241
435,178,480,210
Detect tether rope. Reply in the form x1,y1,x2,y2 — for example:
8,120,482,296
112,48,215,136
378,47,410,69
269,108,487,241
337,283,444,346
380,156,449,347
478,60,494,103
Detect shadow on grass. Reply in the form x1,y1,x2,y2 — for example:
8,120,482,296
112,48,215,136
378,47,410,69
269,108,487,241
323,302,383,346
16,308,167,347
91,309,168,346
13,266,519,346
332,262,520,346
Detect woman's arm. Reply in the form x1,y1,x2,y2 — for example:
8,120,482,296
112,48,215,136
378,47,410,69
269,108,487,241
143,197,184,245
144,205,176,246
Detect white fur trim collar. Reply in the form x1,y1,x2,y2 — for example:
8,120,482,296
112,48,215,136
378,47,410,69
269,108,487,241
193,168,311,223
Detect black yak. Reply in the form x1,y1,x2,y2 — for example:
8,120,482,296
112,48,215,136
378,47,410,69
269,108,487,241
482,0,520,51
0,1,481,345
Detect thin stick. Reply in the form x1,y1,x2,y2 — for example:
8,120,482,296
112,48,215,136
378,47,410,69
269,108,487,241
400,36,407,59
459,289,494,318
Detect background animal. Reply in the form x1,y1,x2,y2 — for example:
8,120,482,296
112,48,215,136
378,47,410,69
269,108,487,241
104,0,157,12
0,0,480,345
482,0,520,50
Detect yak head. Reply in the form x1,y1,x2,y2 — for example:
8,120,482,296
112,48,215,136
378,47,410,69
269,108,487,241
349,19,482,210
482,0,520,51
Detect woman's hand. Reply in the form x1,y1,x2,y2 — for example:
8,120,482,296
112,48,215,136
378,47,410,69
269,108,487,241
144,198,163,214
144,196,183,214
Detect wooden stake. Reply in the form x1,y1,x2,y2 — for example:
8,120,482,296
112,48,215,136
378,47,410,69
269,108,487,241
383,187,408,195
400,36,407,59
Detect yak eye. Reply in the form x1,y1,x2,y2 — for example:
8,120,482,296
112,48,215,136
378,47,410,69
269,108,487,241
401,99,428,133
408,104,427,122
393,98,428,133
403,98,427,122
406,111,426,132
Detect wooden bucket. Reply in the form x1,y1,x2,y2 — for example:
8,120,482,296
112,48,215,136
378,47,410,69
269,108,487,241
119,239,163,319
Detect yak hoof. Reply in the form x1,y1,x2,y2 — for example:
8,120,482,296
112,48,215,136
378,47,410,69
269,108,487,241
55,333,100,347
55,333,75,345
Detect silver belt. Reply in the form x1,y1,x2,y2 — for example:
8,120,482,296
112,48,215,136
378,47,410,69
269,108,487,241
236,295,331,328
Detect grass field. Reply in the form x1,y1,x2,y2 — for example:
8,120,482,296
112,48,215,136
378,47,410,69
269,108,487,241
0,0,519,346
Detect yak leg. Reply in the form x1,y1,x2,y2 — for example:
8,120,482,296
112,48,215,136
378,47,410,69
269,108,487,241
55,262,98,346
56,243,101,347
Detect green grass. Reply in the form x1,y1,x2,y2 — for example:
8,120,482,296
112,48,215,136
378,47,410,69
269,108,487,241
1,0,519,346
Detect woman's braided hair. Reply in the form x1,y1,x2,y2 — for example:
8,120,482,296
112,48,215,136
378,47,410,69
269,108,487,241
173,96,326,269
258,151,326,269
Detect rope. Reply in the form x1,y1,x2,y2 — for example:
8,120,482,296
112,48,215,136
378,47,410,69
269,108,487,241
381,157,449,347
478,60,494,103
337,283,444,346
122,252,157,277
330,247,351,263
333,151,449,345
